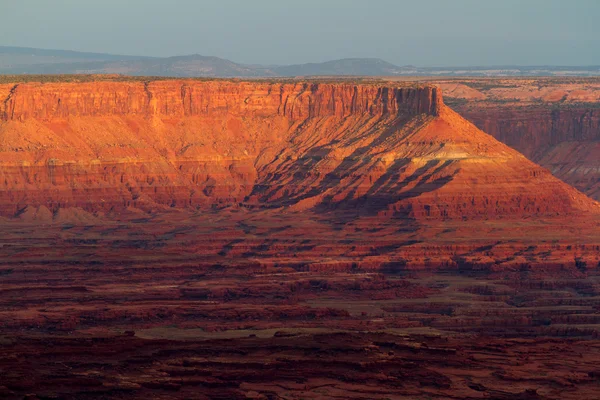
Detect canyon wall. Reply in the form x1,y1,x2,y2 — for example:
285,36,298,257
0,79,596,221
455,107,600,159
1,81,441,121
0,80,442,216
437,79,600,201
455,106,600,200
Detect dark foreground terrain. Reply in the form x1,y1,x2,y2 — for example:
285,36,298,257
4,267,600,399
2,216,600,399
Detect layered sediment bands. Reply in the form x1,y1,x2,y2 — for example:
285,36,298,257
455,107,600,201
0,80,449,216
247,105,598,219
438,78,600,201
1,81,442,121
457,108,600,160
3,79,600,400
4,254,600,398
0,79,597,220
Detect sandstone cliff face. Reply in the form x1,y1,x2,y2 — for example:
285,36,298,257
436,79,600,201
1,81,441,121
457,108,600,159
0,80,442,216
454,106,600,201
0,79,596,219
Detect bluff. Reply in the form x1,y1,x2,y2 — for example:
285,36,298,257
456,106,600,201
437,79,600,201
0,79,596,220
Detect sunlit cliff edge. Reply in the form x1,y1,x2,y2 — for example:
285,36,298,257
0,79,597,221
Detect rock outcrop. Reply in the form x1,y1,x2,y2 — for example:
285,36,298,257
437,79,600,200
455,106,600,200
1,81,442,121
0,80,444,215
0,78,596,220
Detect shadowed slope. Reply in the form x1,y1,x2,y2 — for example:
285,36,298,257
437,78,600,201
250,104,598,220
0,78,597,222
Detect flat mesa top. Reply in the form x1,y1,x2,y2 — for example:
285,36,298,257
2,74,600,85
0,74,427,87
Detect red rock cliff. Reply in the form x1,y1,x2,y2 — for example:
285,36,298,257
453,106,600,201
0,79,596,220
1,81,442,121
436,79,600,201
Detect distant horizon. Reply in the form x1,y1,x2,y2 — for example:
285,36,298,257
2,0,599,67
2,44,600,69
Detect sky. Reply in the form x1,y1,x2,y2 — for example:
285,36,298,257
1,0,599,67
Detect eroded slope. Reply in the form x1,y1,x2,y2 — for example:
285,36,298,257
0,79,596,221
435,78,600,200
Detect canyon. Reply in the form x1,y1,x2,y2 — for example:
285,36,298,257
1,77,600,399
435,77,600,201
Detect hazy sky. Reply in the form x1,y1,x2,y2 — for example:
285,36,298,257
1,0,599,66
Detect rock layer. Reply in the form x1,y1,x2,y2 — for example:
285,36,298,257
2,78,600,400
1,81,441,121
454,106,600,200
0,79,597,220
436,78,600,200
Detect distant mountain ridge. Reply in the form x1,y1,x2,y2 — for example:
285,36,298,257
271,58,413,76
1,46,599,77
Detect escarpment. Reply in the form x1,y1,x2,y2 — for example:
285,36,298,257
455,106,600,201
1,81,441,121
0,79,597,219
437,79,600,201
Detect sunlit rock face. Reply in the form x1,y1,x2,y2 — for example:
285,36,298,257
0,79,596,221
437,79,600,201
